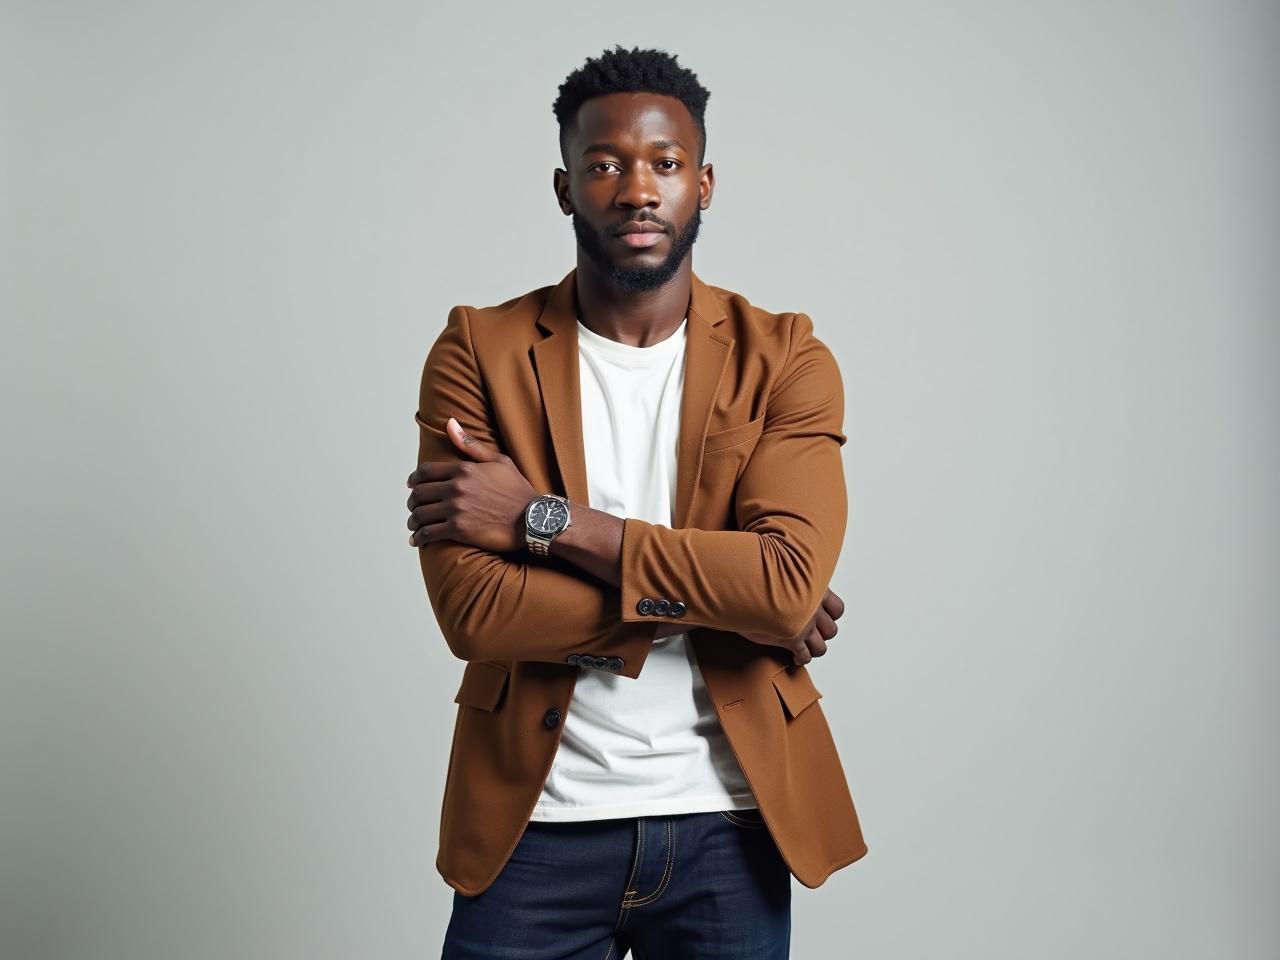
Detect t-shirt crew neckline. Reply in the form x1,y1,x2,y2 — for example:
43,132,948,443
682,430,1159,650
575,316,687,362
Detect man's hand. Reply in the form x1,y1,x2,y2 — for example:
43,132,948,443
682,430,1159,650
742,586,844,665
406,416,536,553
654,587,845,666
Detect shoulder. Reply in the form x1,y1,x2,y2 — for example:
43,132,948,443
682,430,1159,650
436,282,554,341
437,274,839,375
699,277,840,376
467,282,557,322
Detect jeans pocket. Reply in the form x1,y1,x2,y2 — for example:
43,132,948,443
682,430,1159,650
717,807,767,830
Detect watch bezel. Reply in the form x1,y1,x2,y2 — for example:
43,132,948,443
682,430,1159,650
524,494,571,538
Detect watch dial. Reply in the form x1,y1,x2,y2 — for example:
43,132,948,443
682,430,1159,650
528,498,568,534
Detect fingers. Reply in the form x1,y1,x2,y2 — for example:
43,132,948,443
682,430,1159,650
814,606,838,641
822,586,845,620
789,623,822,666
806,627,828,660
407,499,448,535
446,417,509,462
405,460,459,489
407,476,455,546
409,517,452,547
406,478,451,513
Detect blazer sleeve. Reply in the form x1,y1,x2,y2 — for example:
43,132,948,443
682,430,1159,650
413,305,657,678
618,312,849,640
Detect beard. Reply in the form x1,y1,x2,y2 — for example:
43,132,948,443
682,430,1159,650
571,205,703,293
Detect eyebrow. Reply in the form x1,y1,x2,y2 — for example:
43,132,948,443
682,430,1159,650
580,138,688,158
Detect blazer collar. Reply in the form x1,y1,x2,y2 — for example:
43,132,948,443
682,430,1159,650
531,266,734,529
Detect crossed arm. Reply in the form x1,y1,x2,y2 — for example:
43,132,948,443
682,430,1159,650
411,304,848,679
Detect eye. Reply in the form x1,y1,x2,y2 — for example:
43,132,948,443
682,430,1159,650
588,160,680,174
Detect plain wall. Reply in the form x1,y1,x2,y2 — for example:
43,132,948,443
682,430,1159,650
2,1,1277,957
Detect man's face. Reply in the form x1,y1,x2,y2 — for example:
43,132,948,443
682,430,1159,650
555,92,713,293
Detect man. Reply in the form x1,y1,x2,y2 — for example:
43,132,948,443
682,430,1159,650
406,44,867,959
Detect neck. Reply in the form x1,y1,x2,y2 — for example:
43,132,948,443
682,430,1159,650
572,257,692,348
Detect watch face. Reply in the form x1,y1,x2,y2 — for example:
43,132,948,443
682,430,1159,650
527,497,568,535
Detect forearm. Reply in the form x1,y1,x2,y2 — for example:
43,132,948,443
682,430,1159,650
548,500,623,588
548,501,797,639
417,537,660,677
617,518,828,639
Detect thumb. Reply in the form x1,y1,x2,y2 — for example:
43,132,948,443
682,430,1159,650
446,416,499,461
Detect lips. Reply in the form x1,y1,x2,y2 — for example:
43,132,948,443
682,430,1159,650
615,221,666,235
614,221,667,248
617,232,665,248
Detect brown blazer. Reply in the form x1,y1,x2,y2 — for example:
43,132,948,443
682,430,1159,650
413,266,868,896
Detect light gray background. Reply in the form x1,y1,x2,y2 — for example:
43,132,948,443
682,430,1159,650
2,1,1276,958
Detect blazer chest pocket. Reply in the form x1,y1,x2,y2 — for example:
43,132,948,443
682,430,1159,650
453,661,510,712
695,414,766,528
702,413,765,455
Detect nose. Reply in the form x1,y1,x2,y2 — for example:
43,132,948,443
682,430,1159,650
614,162,660,210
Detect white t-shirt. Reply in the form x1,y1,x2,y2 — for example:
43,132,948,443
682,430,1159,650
529,314,758,821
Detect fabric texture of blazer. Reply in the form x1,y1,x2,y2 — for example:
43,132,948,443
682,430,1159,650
414,266,868,896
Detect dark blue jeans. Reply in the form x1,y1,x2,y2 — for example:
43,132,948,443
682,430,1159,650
441,809,792,959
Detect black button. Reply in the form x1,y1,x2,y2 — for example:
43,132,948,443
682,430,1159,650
670,600,686,618
608,657,623,671
636,598,655,615
567,654,581,666
653,598,670,615
543,707,561,728
592,656,607,669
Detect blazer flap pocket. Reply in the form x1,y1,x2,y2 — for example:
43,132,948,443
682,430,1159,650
772,664,822,719
453,661,510,711
703,413,766,454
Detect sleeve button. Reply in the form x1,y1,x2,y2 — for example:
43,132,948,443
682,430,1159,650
670,600,687,618
636,598,655,615
653,598,670,615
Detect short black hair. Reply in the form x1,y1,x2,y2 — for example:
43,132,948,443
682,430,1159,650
552,45,711,167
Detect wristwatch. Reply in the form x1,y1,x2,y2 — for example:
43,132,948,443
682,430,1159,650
524,493,572,556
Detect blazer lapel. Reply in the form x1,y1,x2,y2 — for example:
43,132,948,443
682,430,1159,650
530,266,734,529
